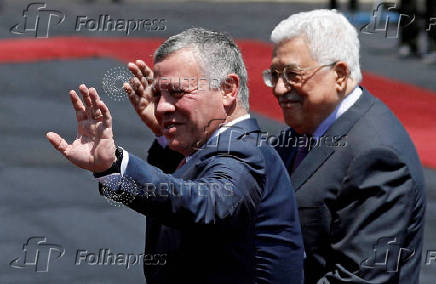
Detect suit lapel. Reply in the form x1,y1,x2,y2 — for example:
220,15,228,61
291,88,376,190
291,141,335,190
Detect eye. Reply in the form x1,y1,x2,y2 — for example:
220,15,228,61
284,69,298,78
284,69,300,83
170,89,186,99
152,88,161,99
270,70,280,81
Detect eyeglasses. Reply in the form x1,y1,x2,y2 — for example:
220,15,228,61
262,62,337,88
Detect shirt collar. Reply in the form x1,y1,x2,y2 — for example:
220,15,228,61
312,87,362,139
210,114,251,140
186,114,251,162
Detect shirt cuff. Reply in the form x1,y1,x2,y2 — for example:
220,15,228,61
120,149,129,176
96,149,129,191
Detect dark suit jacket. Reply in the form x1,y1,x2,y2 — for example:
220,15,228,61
105,118,304,284
275,88,426,283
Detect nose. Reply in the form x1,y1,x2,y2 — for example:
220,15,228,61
155,93,176,117
273,76,290,97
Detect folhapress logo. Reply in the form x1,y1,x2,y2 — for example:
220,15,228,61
9,237,65,272
360,237,415,272
10,2,65,38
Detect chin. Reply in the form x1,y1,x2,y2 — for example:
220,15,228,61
284,117,297,128
284,120,304,134
167,139,188,155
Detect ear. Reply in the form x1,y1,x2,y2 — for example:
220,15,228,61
221,74,240,107
334,61,349,93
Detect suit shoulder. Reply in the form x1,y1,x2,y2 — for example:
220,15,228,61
345,97,421,169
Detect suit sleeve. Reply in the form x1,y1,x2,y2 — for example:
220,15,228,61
105,152,263,228
318,147,423,283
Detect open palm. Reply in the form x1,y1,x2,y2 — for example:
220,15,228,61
46,84,116,173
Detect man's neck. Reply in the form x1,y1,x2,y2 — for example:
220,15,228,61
224,107,249,125
184,111,250,160
311,85,362,138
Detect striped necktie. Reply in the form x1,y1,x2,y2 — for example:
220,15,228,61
291,135,312,174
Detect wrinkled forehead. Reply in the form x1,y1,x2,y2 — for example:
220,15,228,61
153,48,203,77
152,48,206,90
271,36,316,68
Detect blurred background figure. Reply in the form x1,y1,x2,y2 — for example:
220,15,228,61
398,0,436,63
329,0,359,13
398,0,420,58
423,0,436,63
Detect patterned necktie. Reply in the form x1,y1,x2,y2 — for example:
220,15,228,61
291,135,312,174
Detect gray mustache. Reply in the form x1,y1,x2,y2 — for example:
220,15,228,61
278,91,303,103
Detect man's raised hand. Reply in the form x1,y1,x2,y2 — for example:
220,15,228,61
46,84,116,173
125,60,162,136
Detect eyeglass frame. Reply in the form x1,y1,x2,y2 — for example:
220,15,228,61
262,61,338,88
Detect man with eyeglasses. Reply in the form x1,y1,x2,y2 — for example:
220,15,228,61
263,9,425,283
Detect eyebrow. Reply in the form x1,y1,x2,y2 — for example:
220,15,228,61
270,63,300,70
153,79,199,93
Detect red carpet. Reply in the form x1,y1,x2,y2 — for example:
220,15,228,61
1,37,435,168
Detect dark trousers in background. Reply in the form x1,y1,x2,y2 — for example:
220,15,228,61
329,0,359,12
399,0,420,55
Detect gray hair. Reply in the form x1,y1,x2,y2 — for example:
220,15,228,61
271,9,362,83
154,27,250,111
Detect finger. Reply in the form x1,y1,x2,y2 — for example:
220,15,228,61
79,84,93,108
132,77,145,94
135,60,154,83
69,90,85,112
91,87,101,101
129,77,141,93
70,90,87,121
89,87,99,104
141,76,151,87
46,132,69,155
124,82,138,106
89,88,103,119
96,99,112,128
128,62,144,79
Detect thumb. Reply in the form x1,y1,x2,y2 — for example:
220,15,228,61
46,132,69,155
